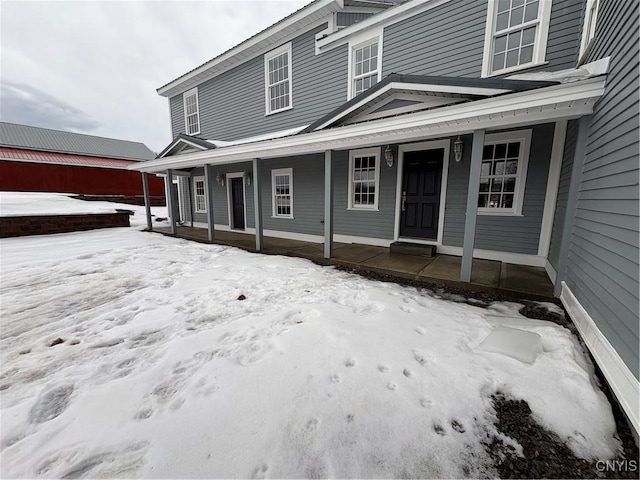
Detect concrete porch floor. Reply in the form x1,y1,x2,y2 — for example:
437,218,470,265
154,226,555,300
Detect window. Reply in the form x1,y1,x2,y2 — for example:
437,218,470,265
193,176,206,213
348,33,382,99
264,43,292,115
579,0,599,59
348,148,380,210
481,0,552,77
478,130,531,215
183,88,200,135
272,168,293,218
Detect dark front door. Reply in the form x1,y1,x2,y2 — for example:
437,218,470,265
399,149,444,239
231,177,245,230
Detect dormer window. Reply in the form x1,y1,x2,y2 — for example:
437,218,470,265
481,0,553,77
264,43,293,115
348,34,382,99
183,88,200,135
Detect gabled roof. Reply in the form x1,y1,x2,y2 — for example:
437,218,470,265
156,134,216,158
0,122,156,161
302,74,560,132
0,147,136,170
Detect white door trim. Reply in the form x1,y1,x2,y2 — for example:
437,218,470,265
394,139,450,244
226,172,247,230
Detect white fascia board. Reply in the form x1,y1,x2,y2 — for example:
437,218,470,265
314,81,508,131
131,78,605,173
158,0,343,97
317,0,451,53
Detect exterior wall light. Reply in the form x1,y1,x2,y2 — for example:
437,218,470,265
216,172,225,187
384,145,394,167
454,136,464,163
244,171,252,186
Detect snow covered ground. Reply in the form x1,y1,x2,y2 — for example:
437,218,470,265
0,196,621,478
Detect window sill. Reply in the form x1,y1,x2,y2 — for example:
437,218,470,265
477,211,523,217
482,61,549,78
194,210,207,214
347,207,379,212
265,106,293,117
186,130,201,136
271,215,294,219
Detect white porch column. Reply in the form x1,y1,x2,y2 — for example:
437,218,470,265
166,169,178,235
324,150,334,258
204,164,216,242
141,172,152,231
252,158,264,251
460,129,485,282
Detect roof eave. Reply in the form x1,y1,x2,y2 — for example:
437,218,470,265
132,77,606,173
157,0,344,98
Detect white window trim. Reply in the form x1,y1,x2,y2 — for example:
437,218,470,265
271,168,294,218
347,28,383,100
579,0,599,60
480,0,553,78
264,42,293,116
478,129,532,216
183,87,200,135
348,147,381,211
193,176,206,213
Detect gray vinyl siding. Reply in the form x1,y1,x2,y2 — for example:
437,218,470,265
382,0,581,78
337,12,374,27
562,0,639,378
170,24,348,141
189,163,255,228
260,155,325,236
548,119,578,269
442,124,554,254
332,148,398,240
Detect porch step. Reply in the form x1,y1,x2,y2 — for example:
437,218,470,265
390,241,436,257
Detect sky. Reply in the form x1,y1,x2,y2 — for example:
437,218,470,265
0,0,309,153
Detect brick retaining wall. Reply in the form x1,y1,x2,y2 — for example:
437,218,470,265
0,213,131,238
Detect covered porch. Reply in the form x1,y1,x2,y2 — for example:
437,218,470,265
154,225,555,300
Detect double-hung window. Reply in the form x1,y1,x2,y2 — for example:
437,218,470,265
183,88,200,135
579,0,599,59
193,176,206,213
482,0,552,76
478,130,531,215
348,148,380,210
265,43,292,115
349,33,382,99
272,168,293,218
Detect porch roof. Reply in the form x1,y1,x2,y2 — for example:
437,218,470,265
131,75,606,174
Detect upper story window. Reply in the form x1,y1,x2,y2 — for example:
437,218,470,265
579,0,599,59
348,148,380,210
264,43,293,115
478,130,531,216
348,32,382,99
481,0,553,77
183,88,200,135
272,168,293,218
193,176,206,213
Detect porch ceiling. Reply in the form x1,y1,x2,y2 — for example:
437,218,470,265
131,76,606,173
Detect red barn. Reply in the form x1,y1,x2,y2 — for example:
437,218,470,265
0,122,165,204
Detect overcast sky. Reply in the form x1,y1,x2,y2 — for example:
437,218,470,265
0,0,308,153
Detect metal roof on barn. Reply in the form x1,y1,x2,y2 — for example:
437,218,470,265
0,122,156,161
0,147,136,170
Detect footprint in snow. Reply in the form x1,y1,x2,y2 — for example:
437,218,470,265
433,424,446,436
387,382,397,391
451,420,466,433
328,373,341,384
400,305,416,313
251,464,269,479
415,326,426,335
419,397,433,408
29,385,74,424
378,364,390,373
402,368,414,379
344,358,356,367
